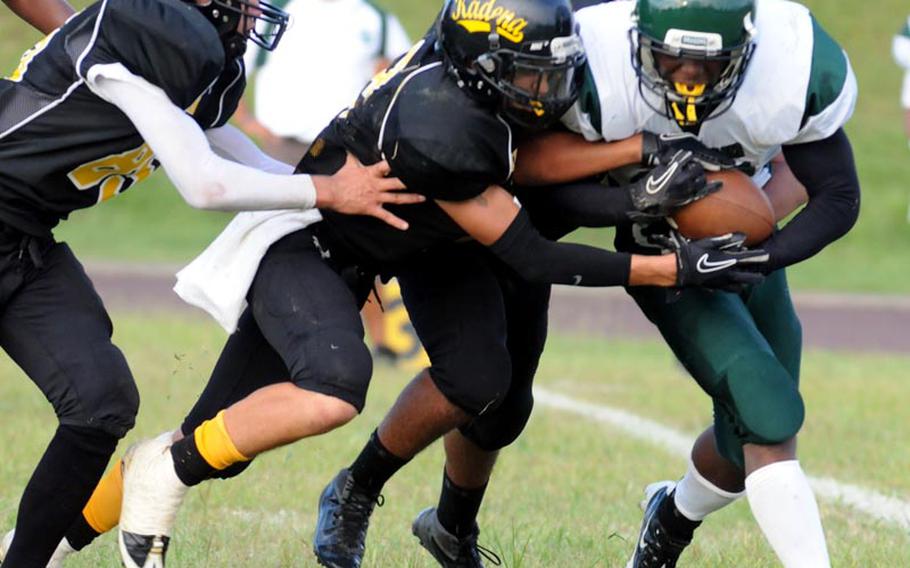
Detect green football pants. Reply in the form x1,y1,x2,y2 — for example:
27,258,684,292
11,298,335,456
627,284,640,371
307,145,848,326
628,269,804,469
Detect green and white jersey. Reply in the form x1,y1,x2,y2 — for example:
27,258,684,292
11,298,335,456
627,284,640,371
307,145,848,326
563,0,857,172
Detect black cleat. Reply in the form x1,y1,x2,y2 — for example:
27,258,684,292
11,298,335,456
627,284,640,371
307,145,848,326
119,532,170,568
626,482,692,568
313,468,383,568
412,507,501,568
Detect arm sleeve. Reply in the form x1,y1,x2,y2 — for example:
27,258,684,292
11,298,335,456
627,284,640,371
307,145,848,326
517,179,635,240
204,124,294,174
85,63,318,211
488,209,632,287
762,128,860,272
522,180,634,227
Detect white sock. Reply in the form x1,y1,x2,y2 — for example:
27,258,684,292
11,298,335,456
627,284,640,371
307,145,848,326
673,456,744,521
745,460,830,568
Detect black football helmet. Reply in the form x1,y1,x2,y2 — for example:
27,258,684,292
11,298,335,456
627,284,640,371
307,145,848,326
194,0,290,59
437,0,586,129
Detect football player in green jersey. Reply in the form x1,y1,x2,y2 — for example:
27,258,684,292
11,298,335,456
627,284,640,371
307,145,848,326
516,1,859,566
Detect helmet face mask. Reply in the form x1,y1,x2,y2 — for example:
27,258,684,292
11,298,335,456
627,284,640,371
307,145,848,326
438,0,586,130
195,0,290,58
631,0,757,128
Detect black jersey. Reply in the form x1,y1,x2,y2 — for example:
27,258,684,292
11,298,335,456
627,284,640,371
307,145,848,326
296,34,515,270
0,0,245,237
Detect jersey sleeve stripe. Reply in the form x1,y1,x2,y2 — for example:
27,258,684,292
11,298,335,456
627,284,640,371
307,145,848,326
377,61,442,154
208,60,245,128
801,16,849,128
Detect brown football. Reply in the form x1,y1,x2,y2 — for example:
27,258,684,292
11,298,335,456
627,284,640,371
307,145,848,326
671,169,775,246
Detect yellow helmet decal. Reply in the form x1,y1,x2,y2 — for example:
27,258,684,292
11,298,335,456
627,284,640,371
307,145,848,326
451,0,528,43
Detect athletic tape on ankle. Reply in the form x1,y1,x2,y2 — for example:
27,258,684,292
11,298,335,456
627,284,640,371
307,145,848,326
82,458,124,534
194,411,249,470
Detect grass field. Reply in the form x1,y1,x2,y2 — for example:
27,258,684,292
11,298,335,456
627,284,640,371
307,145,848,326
0,313,906,567
1,0,910,293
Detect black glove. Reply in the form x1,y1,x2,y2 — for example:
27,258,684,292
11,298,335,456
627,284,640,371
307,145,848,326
654,231,770,290
628,150,721,219
641,131,738,171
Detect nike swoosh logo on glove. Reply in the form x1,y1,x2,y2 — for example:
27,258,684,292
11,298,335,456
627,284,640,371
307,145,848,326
696,253,737,273
645,161,679,195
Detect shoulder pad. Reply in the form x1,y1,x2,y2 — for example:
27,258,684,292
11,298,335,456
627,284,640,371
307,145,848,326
81,0,224,109
382,68,514,201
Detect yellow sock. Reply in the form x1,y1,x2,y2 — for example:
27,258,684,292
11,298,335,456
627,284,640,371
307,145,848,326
194,410,249,470
81,459,124,534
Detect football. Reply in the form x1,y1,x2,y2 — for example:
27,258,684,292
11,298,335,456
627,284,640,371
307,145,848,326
671,169,775,246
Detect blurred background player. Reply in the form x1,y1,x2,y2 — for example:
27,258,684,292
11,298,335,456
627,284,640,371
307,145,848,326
234,0,411,164
892,15,910,221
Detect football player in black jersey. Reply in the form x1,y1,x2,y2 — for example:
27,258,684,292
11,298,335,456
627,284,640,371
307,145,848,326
84,1,772,567
0,0,421,565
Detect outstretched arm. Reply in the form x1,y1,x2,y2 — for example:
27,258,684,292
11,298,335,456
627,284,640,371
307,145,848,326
439,185,768,290
86,63,423,228
438,185,673,287
4,0,74,34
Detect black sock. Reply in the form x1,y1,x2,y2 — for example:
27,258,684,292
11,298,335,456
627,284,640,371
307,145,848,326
436,470,487,539
170,435,217,487
2,425,117,568
349,430,408,495
64,515,100,552
658,490,701,540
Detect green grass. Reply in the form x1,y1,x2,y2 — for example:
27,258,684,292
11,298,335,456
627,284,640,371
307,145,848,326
0,314,906,566
3,1,910,292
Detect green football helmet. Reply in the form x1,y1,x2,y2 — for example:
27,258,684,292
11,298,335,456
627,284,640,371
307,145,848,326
631,0,757,128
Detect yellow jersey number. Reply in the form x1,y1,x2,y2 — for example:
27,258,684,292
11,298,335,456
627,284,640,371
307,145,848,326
67,144,158,203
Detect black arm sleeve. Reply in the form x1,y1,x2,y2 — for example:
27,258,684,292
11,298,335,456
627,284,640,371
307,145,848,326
517,179,635,240
488,209,632,286
764,128,860,272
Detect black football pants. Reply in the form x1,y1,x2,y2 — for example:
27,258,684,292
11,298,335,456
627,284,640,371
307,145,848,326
0,230,138,438
396,243,551,451
180,228,374,435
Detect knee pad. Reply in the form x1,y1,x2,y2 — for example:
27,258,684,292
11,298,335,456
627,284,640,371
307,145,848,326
461,389,534,451
290,330,372,412
57,343,139,439
429,342,512,416
726,351,804,446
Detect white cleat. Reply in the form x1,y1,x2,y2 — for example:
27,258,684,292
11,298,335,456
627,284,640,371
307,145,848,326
0,529,76,568
118,432,189,568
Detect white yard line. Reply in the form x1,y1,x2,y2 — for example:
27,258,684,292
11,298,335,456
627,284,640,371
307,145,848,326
535,387,910,531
